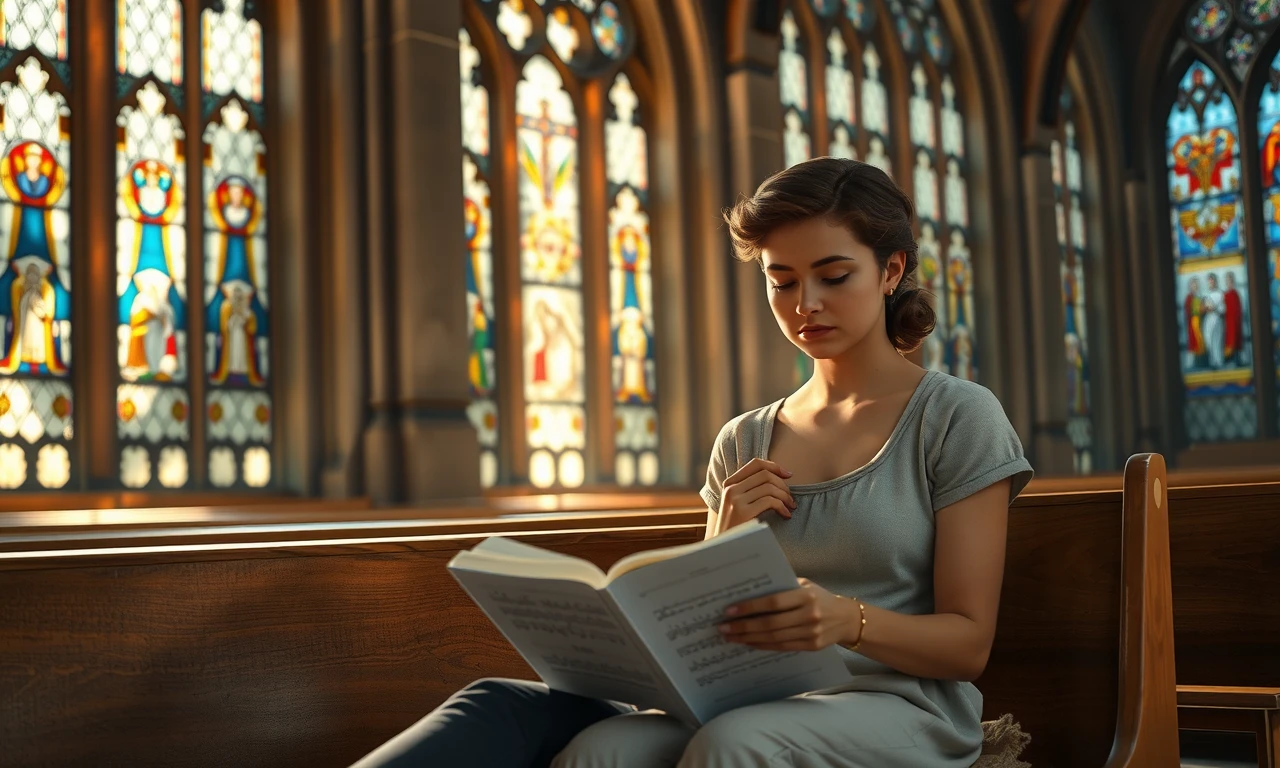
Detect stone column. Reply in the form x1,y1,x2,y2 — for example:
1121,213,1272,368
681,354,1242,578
314,0,368,497
361,0,401,502
1020,128,1076,474
374,0,480,501
1123,176,1170,454
725,28,798,411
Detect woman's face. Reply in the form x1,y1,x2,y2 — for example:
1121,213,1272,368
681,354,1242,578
760,217,903,359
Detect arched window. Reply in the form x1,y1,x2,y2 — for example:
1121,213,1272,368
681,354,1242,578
0,0,276,493
1053,87,1095,473
1162,0,1280,444
0,1,72,491
461,0,661,489
776,0,977,384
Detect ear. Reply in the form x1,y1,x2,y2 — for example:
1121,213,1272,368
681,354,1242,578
885,251,908,290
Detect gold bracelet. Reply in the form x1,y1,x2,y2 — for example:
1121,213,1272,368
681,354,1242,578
843,598,867,653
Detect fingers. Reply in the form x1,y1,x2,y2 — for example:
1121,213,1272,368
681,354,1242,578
736,483,795,519
723,457,792,487
724,588,809,619
722,624,825,647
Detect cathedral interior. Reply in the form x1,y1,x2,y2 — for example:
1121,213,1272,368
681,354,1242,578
0,1,1278,766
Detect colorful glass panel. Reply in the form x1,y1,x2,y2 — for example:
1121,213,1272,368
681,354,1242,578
1057,115,1094,473
546,6,579,64
1258,49,1280,433
606,73,659,486
591,1,624,59
825,29,856,160
844,0,875,31
862,43,891,176
1169,61,1256,442
117,0,182,85
201,0,262,105
1242,0,1280,26
460,28,499,488
0,51,71,490
201,69,271,494
517,55,585,488
496,0,535,51
1189,0,1232,43
115,79,190,488
809,0,838,17
1226,29,1257,80
779,10,811,169
0,0,67,60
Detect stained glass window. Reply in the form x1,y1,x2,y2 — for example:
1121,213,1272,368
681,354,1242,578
779,10,811,169
116,73,190,490
825,29,856,161
890,0,976,383
1053,89,1094,473
517,55,586,489
1167,61,1256,442
781,1,900,387
862,43,892,175
117,0,182,85
0,1,72,491
464,0,656,489
203,0,272,488
1258,48,1280,432
606,73,659,486
460,28,499,488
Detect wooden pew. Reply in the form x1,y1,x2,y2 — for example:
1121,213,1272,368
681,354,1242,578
978,453,1179,768
0,455,1197,767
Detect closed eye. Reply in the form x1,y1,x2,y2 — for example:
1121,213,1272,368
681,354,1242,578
822,274,850,286
769,281,796,292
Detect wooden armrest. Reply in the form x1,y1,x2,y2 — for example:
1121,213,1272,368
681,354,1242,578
1177,685,1280,710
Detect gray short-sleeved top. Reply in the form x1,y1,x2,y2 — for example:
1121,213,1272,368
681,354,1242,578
698,370,1034,754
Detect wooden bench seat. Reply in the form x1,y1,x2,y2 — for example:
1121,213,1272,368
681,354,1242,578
0,453,1202,767
977,453,1178,768
1177,685,1280,768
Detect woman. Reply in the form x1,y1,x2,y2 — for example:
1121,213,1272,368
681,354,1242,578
354,157,1033,768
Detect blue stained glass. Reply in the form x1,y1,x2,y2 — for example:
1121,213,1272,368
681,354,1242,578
1167,58,1257,423
1241,0,1280,26
1188,0,1232,43
592,1,625,59
809,0,839,18
844,0,876,30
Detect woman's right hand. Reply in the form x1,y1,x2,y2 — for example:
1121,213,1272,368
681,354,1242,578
714,458,797,535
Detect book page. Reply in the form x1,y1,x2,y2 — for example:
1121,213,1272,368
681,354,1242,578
605,524,853,724
604,520,761,581
448,567,691,720
450,543,606,588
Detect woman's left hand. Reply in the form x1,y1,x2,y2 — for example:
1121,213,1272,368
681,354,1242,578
718,578,860,651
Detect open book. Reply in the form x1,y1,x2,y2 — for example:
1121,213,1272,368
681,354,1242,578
447,520,853,725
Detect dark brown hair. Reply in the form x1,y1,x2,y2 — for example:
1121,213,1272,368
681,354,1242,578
723,157,936,354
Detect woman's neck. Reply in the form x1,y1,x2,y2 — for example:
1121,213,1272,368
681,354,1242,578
803,335,921,405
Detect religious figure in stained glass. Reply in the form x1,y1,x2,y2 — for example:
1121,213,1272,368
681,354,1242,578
0,140,68,375
207,176,266,387
611,223,652,404
518,121,580,284
1167,61,1255,424
464,196,494,396
120,159,184,381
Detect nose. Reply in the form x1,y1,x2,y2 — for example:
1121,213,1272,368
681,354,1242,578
795,279,822,316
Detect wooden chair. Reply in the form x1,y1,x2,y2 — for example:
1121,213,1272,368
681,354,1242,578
978,453,1180,768
1177,685,1280,768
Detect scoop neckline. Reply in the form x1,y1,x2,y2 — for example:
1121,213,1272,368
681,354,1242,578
760,369,939,494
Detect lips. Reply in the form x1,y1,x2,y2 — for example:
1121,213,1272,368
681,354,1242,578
798,325,834,340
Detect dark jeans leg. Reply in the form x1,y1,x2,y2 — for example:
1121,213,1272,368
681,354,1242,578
350,678,633,768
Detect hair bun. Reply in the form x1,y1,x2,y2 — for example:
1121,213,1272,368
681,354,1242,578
886,286,936,354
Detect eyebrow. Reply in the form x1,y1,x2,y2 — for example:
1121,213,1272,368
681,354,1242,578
765,255,855,272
